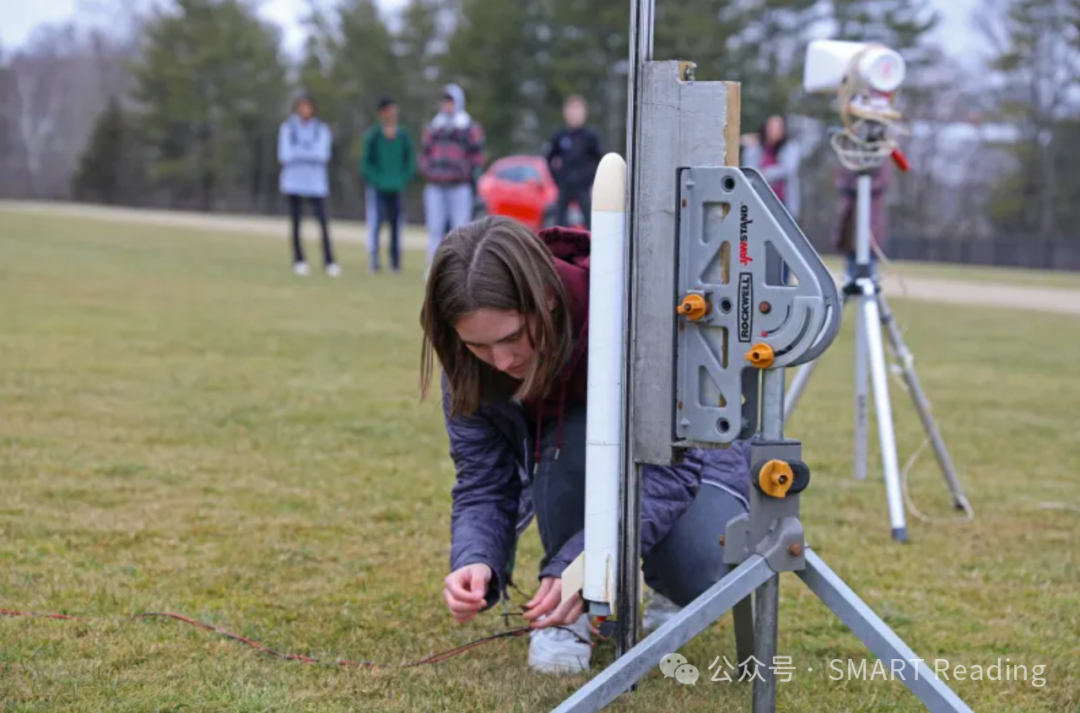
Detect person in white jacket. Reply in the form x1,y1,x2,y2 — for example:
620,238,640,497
278,94,339,277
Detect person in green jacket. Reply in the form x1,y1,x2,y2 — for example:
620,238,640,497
361,96,417,272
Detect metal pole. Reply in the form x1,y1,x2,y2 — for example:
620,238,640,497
863,294,908,542
761,369,785,442
877,292,971,512
752,367,785,713
784,360,819,423
752,576,779,713
852,173,873,481
855,174,873,266
853,300,869,480
617,0,655,660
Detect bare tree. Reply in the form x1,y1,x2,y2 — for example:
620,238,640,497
1,28,71,197
0,23,142,199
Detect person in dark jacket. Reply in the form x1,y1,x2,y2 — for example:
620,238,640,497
419,216,750,674
544,95,603,229
362,96,416,273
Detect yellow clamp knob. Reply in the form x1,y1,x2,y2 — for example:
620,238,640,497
759,460,794,498
745,343,774,369
676,294,709,321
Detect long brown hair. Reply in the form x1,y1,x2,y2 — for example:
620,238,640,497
420,216,572,417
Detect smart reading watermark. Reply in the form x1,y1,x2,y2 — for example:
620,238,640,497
659,654,1047,688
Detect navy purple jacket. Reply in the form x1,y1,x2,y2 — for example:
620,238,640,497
442,227,750,609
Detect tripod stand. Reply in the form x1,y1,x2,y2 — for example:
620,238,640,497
784,171,971,542
551,159,974,713
554,366,975,713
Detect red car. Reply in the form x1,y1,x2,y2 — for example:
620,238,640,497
476,155,585,232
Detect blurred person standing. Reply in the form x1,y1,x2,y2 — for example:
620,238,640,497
362,96,416,273
742,115,801,221
278,94,339,277
543,95,602,229
421,84,486,276
743,114,801,283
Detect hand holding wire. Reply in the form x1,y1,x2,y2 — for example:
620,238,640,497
522,577,586,629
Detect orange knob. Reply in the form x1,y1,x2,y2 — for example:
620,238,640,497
759,460,794,498
745,343,774,369
676,294,709,321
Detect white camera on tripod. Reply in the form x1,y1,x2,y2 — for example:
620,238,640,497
804,40,906,123
803,40,906,94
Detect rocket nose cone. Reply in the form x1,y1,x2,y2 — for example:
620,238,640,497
592,153,627,212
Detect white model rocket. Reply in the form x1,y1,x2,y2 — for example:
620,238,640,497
562,153,627,615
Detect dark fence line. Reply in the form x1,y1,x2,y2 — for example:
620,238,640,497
882,236,1080,273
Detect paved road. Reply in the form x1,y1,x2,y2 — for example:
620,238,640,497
4,200,1079,317
871,273,1080,317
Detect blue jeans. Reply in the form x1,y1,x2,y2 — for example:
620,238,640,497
532,404,749,607
423,183,474,266
371,191,402,271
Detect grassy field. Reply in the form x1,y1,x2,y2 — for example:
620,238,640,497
1,210,1078,712
820,256,1080,291
5,200,1080,292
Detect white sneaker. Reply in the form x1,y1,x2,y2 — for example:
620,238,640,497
643,589,682,634
325,263,341,277
293,261,311,276
528,614,591,674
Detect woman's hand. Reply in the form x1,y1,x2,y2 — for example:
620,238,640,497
522,577,585,630
444,563,492,624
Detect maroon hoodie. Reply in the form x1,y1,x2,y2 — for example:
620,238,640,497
522,226,591,464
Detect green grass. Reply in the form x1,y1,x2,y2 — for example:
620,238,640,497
823,256,1080,291
1,210,1078,712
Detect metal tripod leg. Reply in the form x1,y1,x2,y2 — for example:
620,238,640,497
734,594,755,666
783,359,818,423
798,549,974,713
860,279,908,541
876,292,971,512
550,557,774,713
784,289,853,423
853,283,871,481
752,576,779,713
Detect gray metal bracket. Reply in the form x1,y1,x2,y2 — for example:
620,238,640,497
724,493,805,574
674,167,841,446
725,441,806,569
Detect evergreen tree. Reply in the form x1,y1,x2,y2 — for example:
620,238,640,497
395,0,444,137
830,0,939,63
299,0,400,214
72,97,146,204
132,0,287,210
656,0,820,132
983,0,1080,236
440,0,544,160
542,0,630,153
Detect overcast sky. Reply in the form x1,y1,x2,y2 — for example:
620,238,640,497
2,0,984,63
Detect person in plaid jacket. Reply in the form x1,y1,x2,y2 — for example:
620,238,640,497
421,84,486,274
